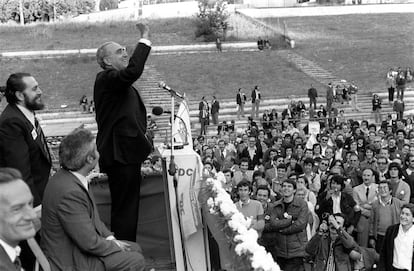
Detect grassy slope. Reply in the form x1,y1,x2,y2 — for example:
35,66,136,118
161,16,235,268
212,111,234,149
0,18,197,51
0,13,413,110
276,13,414,91
149,51,324,100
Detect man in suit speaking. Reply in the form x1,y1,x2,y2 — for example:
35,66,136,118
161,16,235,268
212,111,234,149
41,128,145,270
93,23,152,241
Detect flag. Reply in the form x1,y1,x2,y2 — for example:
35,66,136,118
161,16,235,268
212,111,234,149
173,100,193,149
177,152,203,239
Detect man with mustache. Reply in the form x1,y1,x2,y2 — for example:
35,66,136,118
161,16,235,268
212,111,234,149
0,73,51,270
0,73,51,207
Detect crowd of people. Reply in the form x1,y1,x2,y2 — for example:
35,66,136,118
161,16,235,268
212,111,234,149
0,19,413,271
194,106,414,270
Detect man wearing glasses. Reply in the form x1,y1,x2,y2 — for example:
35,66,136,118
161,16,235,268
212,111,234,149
94,23,152,242
377,156,389,182
370,181,404,252
319,134,330,156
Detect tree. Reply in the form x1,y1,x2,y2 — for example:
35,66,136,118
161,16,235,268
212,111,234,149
195,0,229,42
0,0,95,23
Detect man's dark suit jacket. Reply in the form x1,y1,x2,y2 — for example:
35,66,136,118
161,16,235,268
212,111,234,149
236,93,246,105
211,100,219,114
0,104,51,206
239,146,263,170
316,191,361,228
0,244,19,271
94,42,152,169
251,89,261,103
41,169,121,270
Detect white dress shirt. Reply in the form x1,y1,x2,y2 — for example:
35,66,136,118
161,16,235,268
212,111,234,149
70,171,89,191
332,192,341,214
393,224,414,271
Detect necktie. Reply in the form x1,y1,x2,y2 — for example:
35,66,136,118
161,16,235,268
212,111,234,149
366,187,370,199
35,117,50,160
13,256,22,271
221,151,225,160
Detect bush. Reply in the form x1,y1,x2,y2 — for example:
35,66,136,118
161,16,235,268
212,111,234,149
99,0,118,11
0,0,96,23
194,0,229,42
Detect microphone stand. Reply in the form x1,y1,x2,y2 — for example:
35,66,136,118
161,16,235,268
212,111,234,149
166,89,188,271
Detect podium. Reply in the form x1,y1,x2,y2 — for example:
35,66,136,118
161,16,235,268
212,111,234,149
90,146,209,270
159,145,210,271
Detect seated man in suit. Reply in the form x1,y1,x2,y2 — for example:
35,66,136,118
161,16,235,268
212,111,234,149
0,167,37,271
41,128,145,271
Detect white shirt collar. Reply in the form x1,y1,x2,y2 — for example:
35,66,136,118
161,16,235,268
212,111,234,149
0,238,20,262
69,171,89,191
16,104,35,127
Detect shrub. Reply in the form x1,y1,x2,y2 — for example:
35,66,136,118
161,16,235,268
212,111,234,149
194,0,229,42
0,0,96,23
99,0,118,11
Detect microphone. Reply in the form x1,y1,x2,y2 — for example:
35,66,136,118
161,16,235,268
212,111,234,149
152,106,172,116
158,81,185,99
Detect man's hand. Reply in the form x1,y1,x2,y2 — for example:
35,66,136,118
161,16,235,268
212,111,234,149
369,238,376,248
328,215,339,229
113,239,132,251
136,23,149,39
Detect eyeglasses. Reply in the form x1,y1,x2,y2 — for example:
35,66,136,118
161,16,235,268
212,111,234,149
321,139,328,142
321,163,329,166
114,47,127,55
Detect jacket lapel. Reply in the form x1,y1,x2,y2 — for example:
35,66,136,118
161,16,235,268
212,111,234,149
10,105,51,163
65,171,105,236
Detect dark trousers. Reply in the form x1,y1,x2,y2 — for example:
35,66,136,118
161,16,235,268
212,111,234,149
309,98,317,109
200,118,208,135
392,268,408,271
375,234,385,253
106,163,142,241
388,87,395,102
277,257,304,271
396,85,405,100
397,111,404,120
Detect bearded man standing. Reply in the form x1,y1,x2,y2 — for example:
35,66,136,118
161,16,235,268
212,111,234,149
0,73,51,271
0,73,51,207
